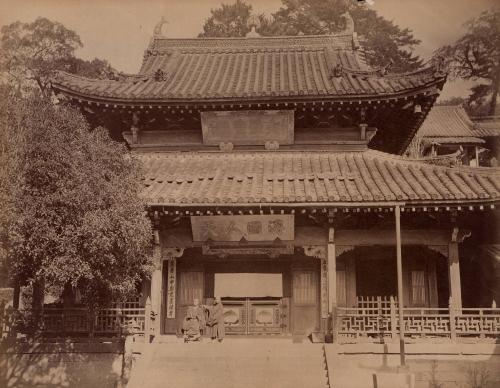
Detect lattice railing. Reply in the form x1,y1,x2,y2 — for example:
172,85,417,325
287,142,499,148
1,306,148,338
456,308,500,337
335,299,500,342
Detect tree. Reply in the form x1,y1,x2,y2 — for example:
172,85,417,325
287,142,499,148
436,9,500,116
0,17,115,96
198,0,272,38
0,90,153,307
199,0,253,37
199,0,423,73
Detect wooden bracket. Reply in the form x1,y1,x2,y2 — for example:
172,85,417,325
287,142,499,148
451,227,471,243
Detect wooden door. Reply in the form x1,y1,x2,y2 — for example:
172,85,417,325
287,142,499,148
291,270,319,335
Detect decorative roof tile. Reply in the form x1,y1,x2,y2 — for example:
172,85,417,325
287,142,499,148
138,150,500,205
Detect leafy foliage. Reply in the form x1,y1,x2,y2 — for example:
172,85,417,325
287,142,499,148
199,0,422,73
0,89,153,307
436,10,500,115
0,17,115,96
199,0,254,37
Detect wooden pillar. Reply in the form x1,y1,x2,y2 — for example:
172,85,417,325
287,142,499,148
150,229,162,336
328,227,336,313
395,205,406,367
448,242,462,311
131,112,140,144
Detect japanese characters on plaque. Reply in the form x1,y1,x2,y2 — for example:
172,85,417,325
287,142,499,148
191,215,294,242
200,110,294,146
320,258,328,319
166,258,177,319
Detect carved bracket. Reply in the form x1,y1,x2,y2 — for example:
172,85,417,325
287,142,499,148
451,227,472,243
163,247,185,258
428,245,448,258
303,245,326,259
336,245,355,257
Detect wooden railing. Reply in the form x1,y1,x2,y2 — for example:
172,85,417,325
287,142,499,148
0,300,153,339
335,297,500,343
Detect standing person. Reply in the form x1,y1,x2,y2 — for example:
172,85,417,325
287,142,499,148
206,297,225,342
193,298,206,337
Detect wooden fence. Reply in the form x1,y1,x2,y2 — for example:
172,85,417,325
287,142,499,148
0,299,152,339
335,296,500,342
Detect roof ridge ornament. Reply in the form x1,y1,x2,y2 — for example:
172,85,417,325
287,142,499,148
246,14,261,38
154,16,168,38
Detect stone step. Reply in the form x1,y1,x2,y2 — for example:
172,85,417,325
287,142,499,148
128,342,329,388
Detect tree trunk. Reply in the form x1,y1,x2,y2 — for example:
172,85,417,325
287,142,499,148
488,70,500,116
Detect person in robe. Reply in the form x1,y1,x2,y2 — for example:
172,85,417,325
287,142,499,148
193,298,206,336
206,297,225,342
182,306,201,342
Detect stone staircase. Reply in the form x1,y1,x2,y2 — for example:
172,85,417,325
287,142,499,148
127,338,330,388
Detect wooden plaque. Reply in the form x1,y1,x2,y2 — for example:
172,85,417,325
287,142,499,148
200,110,294,145
191,215,294,242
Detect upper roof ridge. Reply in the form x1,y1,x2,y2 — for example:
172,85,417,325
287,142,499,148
147,32,358,53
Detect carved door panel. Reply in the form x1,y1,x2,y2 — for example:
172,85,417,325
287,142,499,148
248,299,283,334
291,270,319,335
221,298,286,335
221,299,247,334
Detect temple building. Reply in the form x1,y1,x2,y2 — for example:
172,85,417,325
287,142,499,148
49,18,500,342
408,105,500,167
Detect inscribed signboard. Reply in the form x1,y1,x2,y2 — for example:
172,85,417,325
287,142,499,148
166,258,177,319
191,215,294,242
200,110,294,145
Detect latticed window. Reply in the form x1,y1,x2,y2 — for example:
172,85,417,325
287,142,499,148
293,271,317,305
179,272,203,305
410,270,426,306
336,270,347,307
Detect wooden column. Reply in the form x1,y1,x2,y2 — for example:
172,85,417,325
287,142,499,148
448,242,462,311
327,227,336,313
395,205,406,367
150,229,163,336
131,112,140,144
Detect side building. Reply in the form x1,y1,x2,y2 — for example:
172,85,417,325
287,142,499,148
408,105,500,166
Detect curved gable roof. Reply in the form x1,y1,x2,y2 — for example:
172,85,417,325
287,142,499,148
51,33,446,103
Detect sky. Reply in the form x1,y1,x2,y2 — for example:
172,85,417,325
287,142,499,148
0,0,498,100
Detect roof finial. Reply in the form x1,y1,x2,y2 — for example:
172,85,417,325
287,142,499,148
246,15,261,38
341,12,354,34
153,16,168,38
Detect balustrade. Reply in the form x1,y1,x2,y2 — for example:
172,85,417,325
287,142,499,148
1,306,147,338
334,296,500,343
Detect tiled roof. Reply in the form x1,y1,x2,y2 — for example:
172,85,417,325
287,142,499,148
417,105,477,138
472,120,500,137
427,136,484,145
139,150,500,205
51,34,445,102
